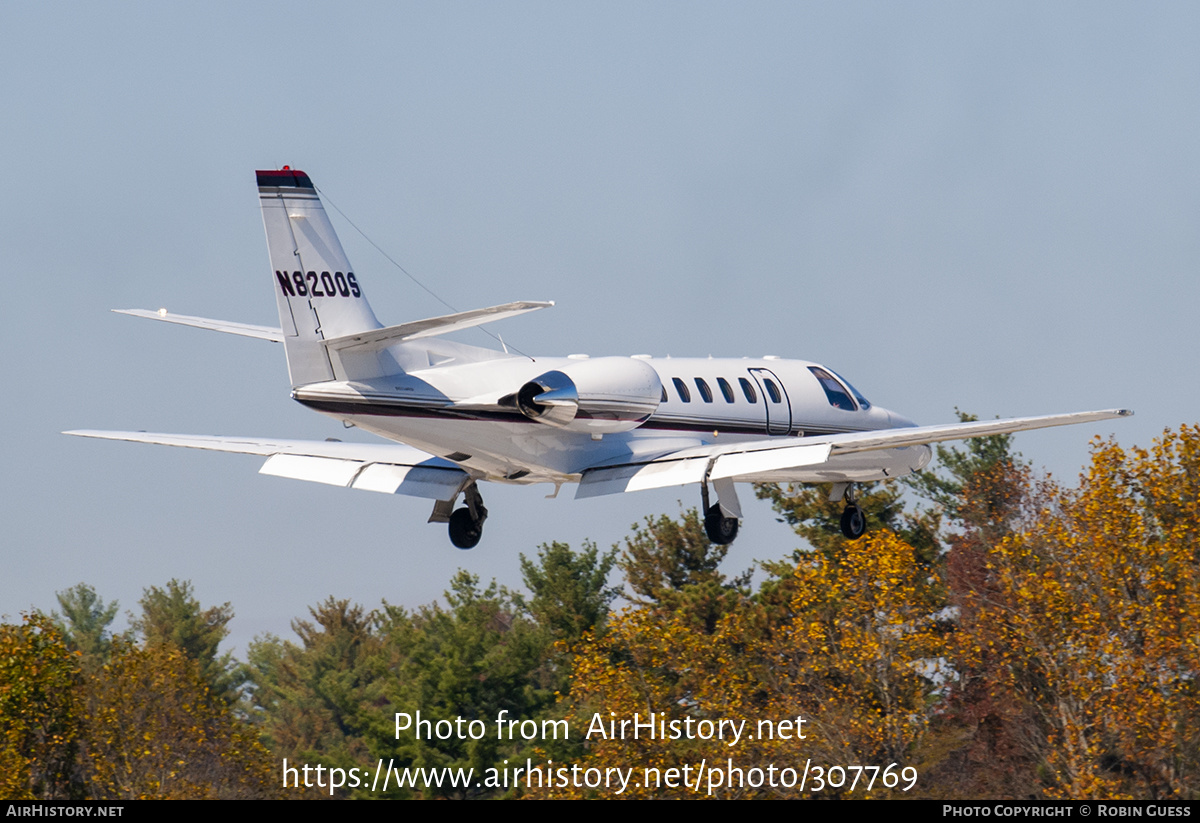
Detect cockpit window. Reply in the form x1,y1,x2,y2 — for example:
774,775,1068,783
694,378,713,403
828,368,871,410
672,377,691,403
716,377,735,403
808,366,857,410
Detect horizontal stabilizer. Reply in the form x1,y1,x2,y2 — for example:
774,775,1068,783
64,430,469,502
323,301,554,354
113,309,284,342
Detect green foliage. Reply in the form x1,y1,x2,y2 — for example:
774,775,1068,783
756,481,940,563
131,579,244,702
519,540,618,644
904,409,1028,534
374,571,554,798
247,599,381,797
52,583,119,667
618,508,750,633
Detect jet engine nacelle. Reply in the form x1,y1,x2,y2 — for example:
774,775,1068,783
516,357,662,433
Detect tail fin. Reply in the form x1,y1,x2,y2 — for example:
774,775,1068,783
257,168,382,386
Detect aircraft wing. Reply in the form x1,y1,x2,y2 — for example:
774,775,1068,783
576,408,1133,497
64,430,469,501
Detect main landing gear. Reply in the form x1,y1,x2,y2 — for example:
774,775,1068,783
433,481,489,549
700,477,741,545
833,482,867,540
705,503,739,545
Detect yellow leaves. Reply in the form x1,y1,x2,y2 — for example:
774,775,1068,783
967,427,1200,799
0,615,80,800
0,623,276,800
543,530,944,798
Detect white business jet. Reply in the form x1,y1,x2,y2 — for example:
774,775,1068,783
67,168,1131,549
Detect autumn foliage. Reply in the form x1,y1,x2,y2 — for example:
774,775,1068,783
0,603,275,798
3,426,1198,799
546,426,1200,799
958,431,1200,798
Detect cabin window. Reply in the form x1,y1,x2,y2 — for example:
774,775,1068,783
763,378,783,404
661,386,668,403
717,377,735,403
808,366,856,410
738,377,757,403
672,377,691,403
694,378,713,403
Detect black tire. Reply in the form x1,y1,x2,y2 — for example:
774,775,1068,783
448,507,483,549
840,504,866,540
704,504,740,545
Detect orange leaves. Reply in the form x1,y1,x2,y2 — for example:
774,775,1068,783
968,428,1200,798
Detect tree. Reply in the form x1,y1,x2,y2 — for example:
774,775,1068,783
904,410,1027,531
519,540,619,644
247,598,381,798
619,508,750,633
80,641,276,799
961,429,1200,798
130,580,243,702
547,530,943,798
756,480,938,561
0,615,80,800
374,572,554,798
52,584,119,668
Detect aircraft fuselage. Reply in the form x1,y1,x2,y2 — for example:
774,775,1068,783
292,352,928,486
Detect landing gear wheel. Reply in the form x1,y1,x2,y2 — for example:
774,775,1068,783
448,507,483,549
840,504,866,540
704,504,740,545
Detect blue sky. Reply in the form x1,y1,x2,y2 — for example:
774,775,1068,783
3,2,1197,652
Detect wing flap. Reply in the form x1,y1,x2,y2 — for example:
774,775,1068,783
65,430,469,501
710,443,831,480
576,443,831,498
260,454,363,486
351,464,465,500
576,456,709,498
